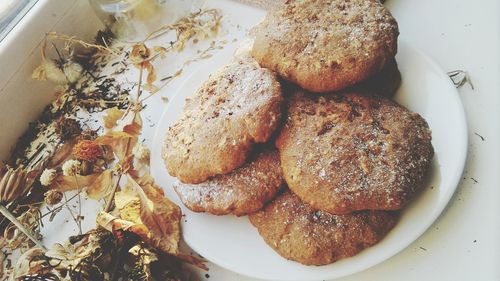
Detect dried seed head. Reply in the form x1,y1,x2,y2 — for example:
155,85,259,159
40,169,57,187
44,190,63,206
73,140,103,162
55,117,82,141
79,129,98,141
62,160,81,177
0,166,29,203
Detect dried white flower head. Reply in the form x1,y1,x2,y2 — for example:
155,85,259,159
133,143,150,162
63,62,83,83
32,59,64,84
40,169,57,186
31,59,83,85
62,160,81,176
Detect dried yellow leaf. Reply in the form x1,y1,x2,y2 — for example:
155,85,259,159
86,170,113,200
103,107,125,129
50,173,99,192
115,184,142,224
98,174,206,270
95,131,137,161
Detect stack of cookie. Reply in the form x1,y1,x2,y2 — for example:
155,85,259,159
162,0,434,266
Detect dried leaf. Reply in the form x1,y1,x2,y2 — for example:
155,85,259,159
123,113,142,136
115,184,139,210
44,243,69,261
144,61,157,86
97,211,133,232
129,244,158,264
110,174,206,269
11,247,47,279
130,43,150,67
50,173,100,192
86,170,113,200
134,175,207,269
103,107,125,129
131,176,182,256
130,43,165,89
115,183,142,223
142,83,159,94
152,46,167,58
96,211,149,240
128,245,158,281
95,131,137,161
116,154,136,180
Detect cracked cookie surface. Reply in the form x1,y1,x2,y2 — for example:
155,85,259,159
276,91,433,214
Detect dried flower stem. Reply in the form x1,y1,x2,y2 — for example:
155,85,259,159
46,32,119,54
140,41,223,103
104,174,122,213
80,99,129,105
17,201,44,208
54,182,82,233
143,9,221,42
104,137,132,212
136,66,144,100
62,192,80,231
0,205,45,249
73,174,83,235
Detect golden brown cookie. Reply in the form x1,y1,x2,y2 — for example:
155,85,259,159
163,58,283,184
276,91,433,214
251,0,399,93
173,149,284,216
249,190,399,265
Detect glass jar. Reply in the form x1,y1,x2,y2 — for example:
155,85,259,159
88,0,202,40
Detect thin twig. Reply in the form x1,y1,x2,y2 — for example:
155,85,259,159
46,32,119,54
104,174,121,213
143,9,221,42
104,138,132,212
61,192,79,227
43,204,63,221
136,67,144,100
55,182,81,234
73,174,83,235
140,42,222,102
17,201,44,208
80,99,130,105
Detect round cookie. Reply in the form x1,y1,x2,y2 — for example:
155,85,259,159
173,149,284,216
276,91,433,214
251,0,399,93
249,191,399,265
163,58,283,184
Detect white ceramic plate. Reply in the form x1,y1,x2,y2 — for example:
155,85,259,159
150,41,468,281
